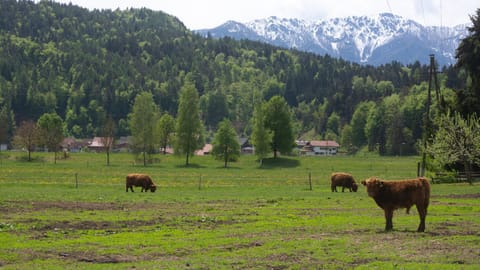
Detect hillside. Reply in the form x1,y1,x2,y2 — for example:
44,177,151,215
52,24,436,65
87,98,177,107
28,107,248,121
0,0,468,156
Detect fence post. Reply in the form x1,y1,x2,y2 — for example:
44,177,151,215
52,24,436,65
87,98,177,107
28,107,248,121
75,173,78,189
309,172,312,191
198,174,202,190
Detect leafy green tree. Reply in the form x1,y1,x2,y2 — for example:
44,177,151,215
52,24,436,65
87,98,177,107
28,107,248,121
37,113,64,164
427,111,480,184
13,120,38,161
326,112,341,137
382,95,405,155
156,114,175,155
350,102,374,149
365,103,386,154
455,8,480,116
251,102,272,164
340,124,355,154
264,96,294,158
212,119,240,168
201,90,229,129
128,92,158,166
175,78,205,166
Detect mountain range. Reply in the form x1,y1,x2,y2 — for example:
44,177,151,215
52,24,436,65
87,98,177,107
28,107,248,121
197,13,469,66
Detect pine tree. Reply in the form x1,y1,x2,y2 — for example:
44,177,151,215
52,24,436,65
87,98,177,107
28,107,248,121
175,77,205,166
212,119,240,168
128,92,158,166
251,102,272,164
156,114,175,155
263,96,294,158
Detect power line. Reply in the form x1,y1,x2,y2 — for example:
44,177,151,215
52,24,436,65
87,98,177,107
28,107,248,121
385,0,392,14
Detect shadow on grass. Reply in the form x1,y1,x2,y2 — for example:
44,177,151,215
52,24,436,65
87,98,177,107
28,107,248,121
258,157,300,169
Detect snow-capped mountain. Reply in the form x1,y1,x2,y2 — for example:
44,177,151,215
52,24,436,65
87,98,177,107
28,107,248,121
197,13,469,66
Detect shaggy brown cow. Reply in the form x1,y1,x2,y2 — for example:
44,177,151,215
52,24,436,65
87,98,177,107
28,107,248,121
126,173,157,192
331,172,358,192
361,177,430,232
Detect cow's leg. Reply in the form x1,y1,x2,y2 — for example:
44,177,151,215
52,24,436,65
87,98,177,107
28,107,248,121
384,208,394,231
331,185,337,192
341,186,345,192
416,204,427,232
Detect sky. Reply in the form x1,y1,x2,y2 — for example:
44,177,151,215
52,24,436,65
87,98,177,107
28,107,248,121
45,0,477,30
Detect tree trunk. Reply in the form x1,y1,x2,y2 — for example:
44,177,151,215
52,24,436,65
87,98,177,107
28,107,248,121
106,150,110,166
224,147,228,168
463,159,473,185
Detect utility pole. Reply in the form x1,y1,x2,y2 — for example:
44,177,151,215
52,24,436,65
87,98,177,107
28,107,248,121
421,54,441,176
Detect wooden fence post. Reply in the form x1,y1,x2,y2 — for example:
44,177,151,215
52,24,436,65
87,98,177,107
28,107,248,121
75,173,78,189
198,174,202,190
309,172,312,191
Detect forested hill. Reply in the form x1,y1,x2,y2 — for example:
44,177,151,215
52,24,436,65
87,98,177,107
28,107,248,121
0,1,464,151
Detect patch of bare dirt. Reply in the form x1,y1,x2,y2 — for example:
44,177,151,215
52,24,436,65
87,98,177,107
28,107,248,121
17,249,177,265
2,200,165,213
434,193,480,199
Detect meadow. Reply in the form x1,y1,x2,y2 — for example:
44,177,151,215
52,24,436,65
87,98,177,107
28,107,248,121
0,151,479,269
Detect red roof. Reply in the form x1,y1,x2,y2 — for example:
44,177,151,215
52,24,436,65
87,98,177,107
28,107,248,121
309,140,340,147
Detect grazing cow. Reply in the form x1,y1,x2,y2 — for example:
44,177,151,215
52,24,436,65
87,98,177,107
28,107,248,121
126,173,157,192
361,177,430,232
331,172,358,192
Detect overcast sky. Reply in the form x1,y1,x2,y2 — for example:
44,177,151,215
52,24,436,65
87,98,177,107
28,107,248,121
47,0,477,29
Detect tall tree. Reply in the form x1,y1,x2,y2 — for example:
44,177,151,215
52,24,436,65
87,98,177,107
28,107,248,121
455,8,480,116
175,78,205,166
427,111,480,184
212,119,240,168
156,113,175,155
350,102,374,149
128,92,158,166
264,96,294,158
251,101,272,164
12,121,38,161
100,115,116,166
37,113,64,164
365,103,386,154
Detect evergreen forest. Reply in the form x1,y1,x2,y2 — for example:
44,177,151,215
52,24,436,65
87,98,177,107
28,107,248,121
0,0,478,156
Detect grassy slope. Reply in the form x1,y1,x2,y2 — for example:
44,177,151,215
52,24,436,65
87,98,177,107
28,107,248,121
0,152,479,269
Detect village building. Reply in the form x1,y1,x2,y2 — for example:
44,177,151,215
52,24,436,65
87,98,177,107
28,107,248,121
298,140,340,156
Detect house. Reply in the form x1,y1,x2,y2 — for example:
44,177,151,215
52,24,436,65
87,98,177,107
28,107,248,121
239,137,254,154
298,140,340,156
61,137,89,152
115,136,131,152
195,144,212,156
88,137,114,152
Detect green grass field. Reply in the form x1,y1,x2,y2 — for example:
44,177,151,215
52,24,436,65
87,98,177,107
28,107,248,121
0,152,479,269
